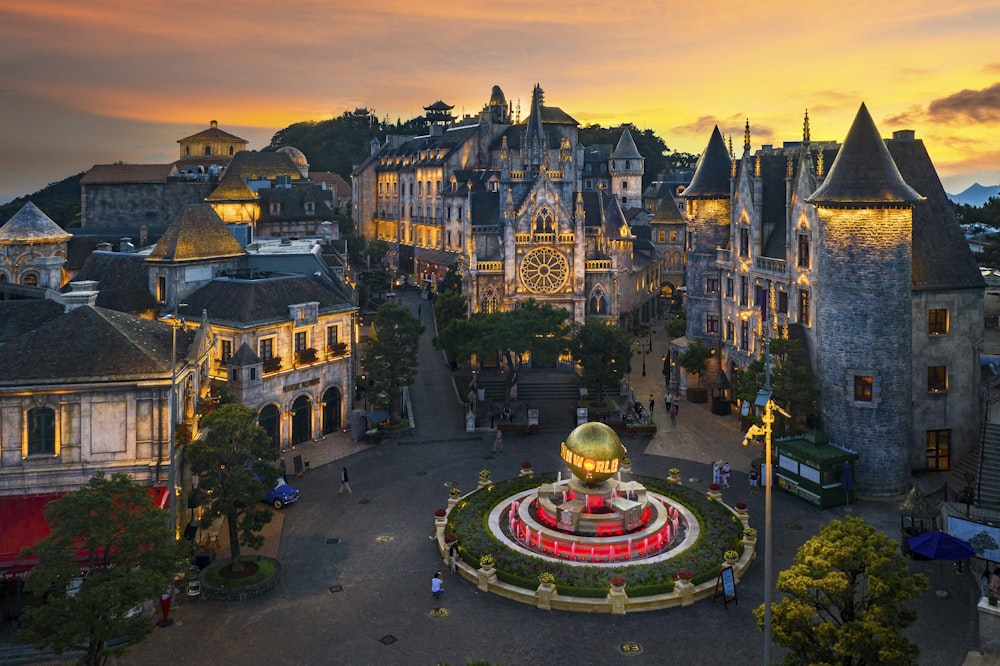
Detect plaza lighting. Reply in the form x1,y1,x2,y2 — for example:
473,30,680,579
162,304,187,541
742,338,789,665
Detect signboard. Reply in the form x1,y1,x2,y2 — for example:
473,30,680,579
576,408,588,426
528,409,540,427
714,566,737,608
948,515,1000,562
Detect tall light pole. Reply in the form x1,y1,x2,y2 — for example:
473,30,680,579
163,305,187,541
742,338,789,665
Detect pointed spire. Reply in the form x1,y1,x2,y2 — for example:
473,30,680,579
808,103,923,205
684,126,732,199
612,128,642,160
803,109,811,146
744,119,751,154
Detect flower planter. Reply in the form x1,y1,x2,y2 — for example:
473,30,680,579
536,582,556,610
707,490,722,501
477,478,492,489
675,577,694,606
519,468,534,477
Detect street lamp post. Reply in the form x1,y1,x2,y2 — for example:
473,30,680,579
162,305,187,542
742,340,789,666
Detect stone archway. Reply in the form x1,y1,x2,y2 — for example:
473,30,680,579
291,395,312,445
322,387,342,434
258,404,280,451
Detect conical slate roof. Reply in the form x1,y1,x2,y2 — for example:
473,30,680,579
612,129,643,160
0,202,72,242
808,104,923,206
683,127,731,199
604,196,631,239
146,203,244,263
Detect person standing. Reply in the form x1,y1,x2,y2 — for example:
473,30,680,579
720,462,731,489
432,572,444,598
664,393,672,412
492,428,504,454
670,401,678,425
339,466,352,494
749,466,759,494
648,394,655,414
448,541,459,574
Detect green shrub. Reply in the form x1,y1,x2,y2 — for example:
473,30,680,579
202,558,276,589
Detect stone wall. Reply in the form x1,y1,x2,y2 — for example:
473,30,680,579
82,181,214,229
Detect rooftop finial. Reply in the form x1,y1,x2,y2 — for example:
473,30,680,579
728,134,734,160
816,149,824,178
744,118,751,153
803,109,811,144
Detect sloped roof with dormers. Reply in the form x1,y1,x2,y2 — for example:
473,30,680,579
146,204,245,263
683,127,732,199
0,202,72,242
808,104,923,206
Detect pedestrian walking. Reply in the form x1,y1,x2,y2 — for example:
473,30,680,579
448,541,459,574
339,466,352,494
712,460,722,485
749,466,759,494
720,462,731,489
670,401,678,425
982,567,992,600
648,394,655,413
664,393,672,412
492,428,504,454
432,572,444,598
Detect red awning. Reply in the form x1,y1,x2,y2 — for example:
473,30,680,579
0,486,169,580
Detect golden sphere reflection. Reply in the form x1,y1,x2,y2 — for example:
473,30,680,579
560,422,627,483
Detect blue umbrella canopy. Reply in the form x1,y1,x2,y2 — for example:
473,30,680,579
906,531,975,561
365,410,390,425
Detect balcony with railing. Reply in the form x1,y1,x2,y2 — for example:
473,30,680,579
477,261,503,272
585,259,612,271
716,248,732,266
754,256,788,277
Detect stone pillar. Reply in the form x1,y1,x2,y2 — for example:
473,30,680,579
675,578,695,606
608,585,627,615
536,583,555,610
477,567,497,592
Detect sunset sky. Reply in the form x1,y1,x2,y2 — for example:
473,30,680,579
1,1,999,203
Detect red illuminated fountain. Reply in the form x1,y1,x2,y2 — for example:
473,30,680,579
489,422,697,564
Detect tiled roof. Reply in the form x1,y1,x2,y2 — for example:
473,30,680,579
178,123,247,144
69,251,159,314
176,274,353,328
0,299,63,343
80,164,175,185
147,204,245,263
0,304,192,384
683,127,732,199
808,104,922,206
229,342,260,367
612,129,643,160
205,170,257,201
0,202,72,242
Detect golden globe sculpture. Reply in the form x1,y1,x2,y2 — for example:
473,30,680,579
559,422,627,484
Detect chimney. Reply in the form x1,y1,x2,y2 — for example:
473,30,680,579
63,281,99,312
139,225,149,247
120,237,134,253
96,242,113,252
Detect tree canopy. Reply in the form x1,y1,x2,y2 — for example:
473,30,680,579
570,318,633,403
16,472,185,666
186,404,279,574
731,336,819,437
364,303,424,419
757,516,928,666
676,340,712,388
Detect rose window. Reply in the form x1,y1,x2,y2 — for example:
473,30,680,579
519,247,568,294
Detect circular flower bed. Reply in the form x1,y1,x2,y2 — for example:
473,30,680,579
445,473,744,597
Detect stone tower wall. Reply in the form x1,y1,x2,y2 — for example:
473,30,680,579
684,198,730,348
815,205,912,495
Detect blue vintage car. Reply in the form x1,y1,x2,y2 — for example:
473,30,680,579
265,479,299,509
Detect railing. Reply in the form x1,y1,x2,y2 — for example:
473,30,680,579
755,257,788,276
716,248,731,265
558,233,575,243
586,260,612,270
477,261,504,272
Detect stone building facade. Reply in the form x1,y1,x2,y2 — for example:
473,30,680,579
680,105,984,495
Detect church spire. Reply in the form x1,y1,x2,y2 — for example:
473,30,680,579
803,109,811,146
743,118,751,154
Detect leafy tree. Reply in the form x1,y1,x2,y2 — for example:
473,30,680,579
570,318,632,403
186,404,279,574
664,307,686,340
362,269,392,301
364,303,424,419
432,291,469,366
731,337,819,437
676,340,712,388
365,238,389,264
16,472,185,666
756,516,929,666
438,261,463,295
578,124,670,191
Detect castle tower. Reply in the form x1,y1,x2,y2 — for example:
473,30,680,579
807,103,923,495
682,127,732,349
609,128,644,208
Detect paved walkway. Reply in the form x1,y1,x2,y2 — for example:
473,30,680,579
104,304,986,665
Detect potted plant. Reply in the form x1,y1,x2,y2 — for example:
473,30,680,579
449,487,462,498
724,549,740,565
734,501,749,519
262,356,282,373
743,527,757,539
707,483,722,500
538,572,556,586
609,575,626,589
434,508,447,518
479,469,491,480
520,460,532,470
444,533,458,544
479,554,496,572
677,568,694,581
667,467,682,484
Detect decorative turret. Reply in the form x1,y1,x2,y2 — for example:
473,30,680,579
610,128,644,208
808,103,923,496
522,84,548,172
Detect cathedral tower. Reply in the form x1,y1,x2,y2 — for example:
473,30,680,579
609,129,644,208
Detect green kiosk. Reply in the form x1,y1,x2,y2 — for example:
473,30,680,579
774,430,858,509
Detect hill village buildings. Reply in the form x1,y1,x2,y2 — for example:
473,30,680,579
0,92,988,574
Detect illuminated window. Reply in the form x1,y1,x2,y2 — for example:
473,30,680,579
706,315,719,334
927,366,948,392
706,277,719,293
740,277,748,306
295,332,307,352
926,430,950,471
220,339,232,362
259,338,274,360
157,276,166,303
725,320,734,342
928,309,949,335
739,228,749,257
658,231,666,243
854,376,873,402
798,290,810,325
670,230,677,243
797,234,810,268
28,407,56,456
741,321,749,350
725,278,734,298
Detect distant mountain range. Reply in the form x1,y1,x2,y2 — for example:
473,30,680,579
948,183,1000,207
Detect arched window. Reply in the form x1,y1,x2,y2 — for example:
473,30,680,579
21,273,38,287
185,146,191,156
203,145,211,156
28,407,56,455
228,145,235,156
534,208,553,232
589,288,607,315
0,273,8,282
482,288,499,314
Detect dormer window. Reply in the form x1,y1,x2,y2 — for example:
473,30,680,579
270,202,281,215
305,201,315,215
